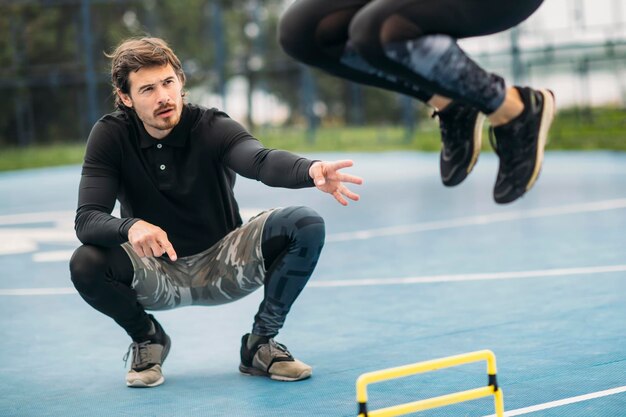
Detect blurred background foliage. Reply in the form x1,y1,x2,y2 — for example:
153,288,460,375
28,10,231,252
0,0,625,171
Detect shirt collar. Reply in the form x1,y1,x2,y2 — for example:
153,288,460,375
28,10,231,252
137,104,190,149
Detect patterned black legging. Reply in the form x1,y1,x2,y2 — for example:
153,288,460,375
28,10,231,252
252,206,325,337
69,206,325,340
279,0,543,114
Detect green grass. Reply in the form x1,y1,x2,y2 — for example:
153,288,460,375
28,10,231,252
257,107,626,152
0,143,86,172
548,107,626,150
0,107,623,172
255,124,442,152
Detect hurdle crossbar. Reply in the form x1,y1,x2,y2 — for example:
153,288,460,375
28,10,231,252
356,349,504,417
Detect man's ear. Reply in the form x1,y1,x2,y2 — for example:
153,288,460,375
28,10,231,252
117,89,133,108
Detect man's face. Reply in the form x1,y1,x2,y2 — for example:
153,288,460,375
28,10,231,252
118,64,184,139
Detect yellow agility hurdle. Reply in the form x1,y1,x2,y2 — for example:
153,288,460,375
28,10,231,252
356,349,504,417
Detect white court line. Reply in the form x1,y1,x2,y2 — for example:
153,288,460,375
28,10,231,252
0,287,76,296
3,264,626,295
327,198,626,242
0,211,75,226
10,198,626,261
308,264,626,287
33,250,76,262
481,385,626,417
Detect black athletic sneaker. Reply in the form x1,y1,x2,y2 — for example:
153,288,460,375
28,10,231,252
434,101,485,186
490,86,556,204
239,333,312,381
123,315,171,388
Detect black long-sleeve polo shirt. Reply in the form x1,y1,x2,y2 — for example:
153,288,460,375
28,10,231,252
75,103,316,257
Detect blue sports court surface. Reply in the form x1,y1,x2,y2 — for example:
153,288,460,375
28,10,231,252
1,151,625,417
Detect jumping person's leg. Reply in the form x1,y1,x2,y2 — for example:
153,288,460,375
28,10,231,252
348,0,543,113
240,206,325,381
278,0,433,102
278,0,483,186
69,245,171,387
280,0,554,198
345,0,554,201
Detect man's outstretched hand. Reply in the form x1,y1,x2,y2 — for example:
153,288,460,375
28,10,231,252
308,160,363,206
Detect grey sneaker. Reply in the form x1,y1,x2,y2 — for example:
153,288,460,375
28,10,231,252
123,317,171,388
239,333,312,381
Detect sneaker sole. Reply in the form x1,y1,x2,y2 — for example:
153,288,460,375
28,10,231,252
467,112,485,175
525,89,556,192
126,364,166,388
239,363,312,382
127,375,165,388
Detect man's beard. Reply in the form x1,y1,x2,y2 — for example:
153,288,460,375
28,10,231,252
153,115,179,130
150,104,180,131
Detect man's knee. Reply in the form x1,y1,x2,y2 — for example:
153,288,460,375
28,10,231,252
296,206,325,241
284,206,326,248
69,245,108,294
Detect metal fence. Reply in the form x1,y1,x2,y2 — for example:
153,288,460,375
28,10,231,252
1,0,625,147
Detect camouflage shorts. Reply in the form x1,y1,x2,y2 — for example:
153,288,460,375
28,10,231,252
121,210,275,311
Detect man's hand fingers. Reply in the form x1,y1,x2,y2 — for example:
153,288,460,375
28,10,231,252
337,173,363,185
132,243,146,258
333,191,348,206
160,240,178,262
310,160,361,205
149,240,164,258
329,160,354,171
151,235,178,261
341,186,360,202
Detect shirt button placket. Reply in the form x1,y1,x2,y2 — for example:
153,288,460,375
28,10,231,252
157,144,166,171
154,142,171,190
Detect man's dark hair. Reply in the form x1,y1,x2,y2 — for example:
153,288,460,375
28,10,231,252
106,37,186,110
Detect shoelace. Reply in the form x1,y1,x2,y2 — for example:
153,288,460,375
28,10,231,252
123,340,151,368
433,106,473,144
267,339,293,360
432,110,450,142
